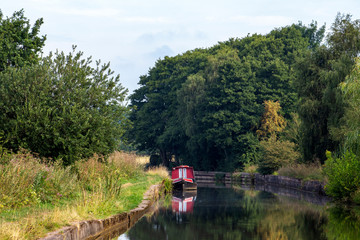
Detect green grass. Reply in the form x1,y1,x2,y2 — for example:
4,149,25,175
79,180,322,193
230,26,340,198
0,151,169,240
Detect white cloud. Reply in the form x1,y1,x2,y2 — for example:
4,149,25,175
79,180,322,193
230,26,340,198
147,45,174,59
120,16,169,24
230,15,294,27
55,8,119,17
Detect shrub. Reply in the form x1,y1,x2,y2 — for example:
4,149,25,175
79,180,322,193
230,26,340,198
0,48,129,166
258,136,300,175
324,151,360,201
243,163,258,174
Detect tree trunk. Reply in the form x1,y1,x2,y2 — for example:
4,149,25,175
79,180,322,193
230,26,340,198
160,149,169,168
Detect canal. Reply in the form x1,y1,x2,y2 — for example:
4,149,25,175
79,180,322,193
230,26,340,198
114,185,360,240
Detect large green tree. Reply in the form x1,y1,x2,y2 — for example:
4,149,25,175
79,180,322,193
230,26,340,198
128,22,325,170
0,9,46,71
128,49,209,166
296,14,360,163
339,57,360,155
0,48,129,165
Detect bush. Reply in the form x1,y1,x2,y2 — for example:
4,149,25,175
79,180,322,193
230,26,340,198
258,136,300,175
243,163,258,174
0,48,129,165
324,151,360,201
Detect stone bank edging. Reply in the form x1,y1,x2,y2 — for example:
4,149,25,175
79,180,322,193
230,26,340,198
235,173,326,195
39,184,163,240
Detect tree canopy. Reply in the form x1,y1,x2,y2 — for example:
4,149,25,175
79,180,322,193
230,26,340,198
296,13,360,163
0,48,129,165
128,22,325,171
0,9,46,71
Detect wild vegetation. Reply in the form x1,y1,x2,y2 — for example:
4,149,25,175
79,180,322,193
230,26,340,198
0,10,170,239
1,10,360,239
0,150,169,239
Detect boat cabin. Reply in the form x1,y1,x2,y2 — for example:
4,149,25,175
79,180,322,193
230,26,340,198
171,165,197,191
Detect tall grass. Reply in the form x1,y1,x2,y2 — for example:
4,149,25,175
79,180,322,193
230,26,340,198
0,150,168,239
0,150,78,210
277,163,325,182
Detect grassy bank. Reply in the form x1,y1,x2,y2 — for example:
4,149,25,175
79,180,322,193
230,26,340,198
237,163,326,182
0,151,170,240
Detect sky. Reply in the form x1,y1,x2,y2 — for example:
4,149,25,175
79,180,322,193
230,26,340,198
2,0,360,94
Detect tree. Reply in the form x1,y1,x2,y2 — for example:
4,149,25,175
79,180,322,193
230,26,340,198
128,22,325,171
258,136,300,175
296,14,360,163
0,9,46,71
339,57,360,155
256,100,286,139
256,101,300,174
0,47,129,165
128,49,209,167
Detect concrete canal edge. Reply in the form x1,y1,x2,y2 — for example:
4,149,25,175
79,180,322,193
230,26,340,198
234,172,326,195
39,183,164,240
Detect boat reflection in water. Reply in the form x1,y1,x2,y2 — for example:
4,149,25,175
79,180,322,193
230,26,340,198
172,191,197,214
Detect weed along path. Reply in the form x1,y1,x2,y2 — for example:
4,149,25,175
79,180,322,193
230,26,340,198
40,183,166,240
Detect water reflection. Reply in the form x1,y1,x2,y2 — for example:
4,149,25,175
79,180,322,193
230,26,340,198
115,185,360,240
172,191,197,214
326,205,360,240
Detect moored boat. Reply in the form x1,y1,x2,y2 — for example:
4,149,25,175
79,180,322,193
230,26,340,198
171,165,197,191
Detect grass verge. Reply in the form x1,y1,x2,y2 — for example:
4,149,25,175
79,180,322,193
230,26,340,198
0,151,169,240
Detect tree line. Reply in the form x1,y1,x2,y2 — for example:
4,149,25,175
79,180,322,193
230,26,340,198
1,8,360,183
127,13,360,174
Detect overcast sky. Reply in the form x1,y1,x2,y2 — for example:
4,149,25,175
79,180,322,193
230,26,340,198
2,0,360,94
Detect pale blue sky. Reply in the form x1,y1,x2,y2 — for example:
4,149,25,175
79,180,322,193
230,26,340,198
2,0,360,93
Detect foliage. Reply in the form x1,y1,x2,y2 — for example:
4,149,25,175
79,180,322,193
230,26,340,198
339,57,360,155
281,112,301,149
277,164,324,181
323,151,360,202
256,100,300,175
128,22,323,171
0,47,129,165
243,163,258,174
256,100,286,139
161,177,173,194
296,14,360,163
326,206,360,240
258,136,301,175
0,9,46,71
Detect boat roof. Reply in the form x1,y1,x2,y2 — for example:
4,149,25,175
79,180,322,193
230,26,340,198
172,165,193,170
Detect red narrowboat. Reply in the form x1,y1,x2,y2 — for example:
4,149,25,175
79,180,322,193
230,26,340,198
171,165,197,191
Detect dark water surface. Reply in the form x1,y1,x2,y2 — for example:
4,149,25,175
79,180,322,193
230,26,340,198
115,185,360,240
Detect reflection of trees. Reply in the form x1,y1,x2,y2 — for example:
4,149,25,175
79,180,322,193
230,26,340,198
326,206,360,240
126,188,329,240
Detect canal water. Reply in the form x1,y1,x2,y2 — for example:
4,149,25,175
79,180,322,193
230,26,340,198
115,185,360,240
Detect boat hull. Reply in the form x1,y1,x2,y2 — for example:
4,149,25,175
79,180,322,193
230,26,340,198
172,180,197,191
